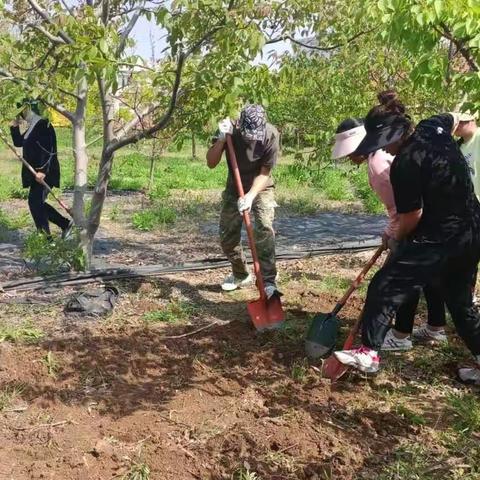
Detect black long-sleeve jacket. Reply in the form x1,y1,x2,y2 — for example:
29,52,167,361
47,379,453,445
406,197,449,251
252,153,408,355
10,119,61,188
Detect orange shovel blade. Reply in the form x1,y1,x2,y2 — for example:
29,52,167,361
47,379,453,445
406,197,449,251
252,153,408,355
322,355,349,382
247,295,285,331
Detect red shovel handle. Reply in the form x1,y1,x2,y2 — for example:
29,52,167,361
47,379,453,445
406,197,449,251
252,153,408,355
225,134,266,300
334,245,385,313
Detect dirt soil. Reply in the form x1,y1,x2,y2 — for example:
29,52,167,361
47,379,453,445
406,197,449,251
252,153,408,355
0,251,478,480
0,195,479,479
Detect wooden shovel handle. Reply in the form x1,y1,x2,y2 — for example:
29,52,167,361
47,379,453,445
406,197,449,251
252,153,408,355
332,245,385,315
225,134,266,299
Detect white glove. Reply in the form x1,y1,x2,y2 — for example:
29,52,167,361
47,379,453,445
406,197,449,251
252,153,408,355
218,117,233,140
238,192,255,213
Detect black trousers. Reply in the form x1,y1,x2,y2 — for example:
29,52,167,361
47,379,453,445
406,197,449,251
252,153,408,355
28,183,69,236
394,283,446,334
362,240,480,356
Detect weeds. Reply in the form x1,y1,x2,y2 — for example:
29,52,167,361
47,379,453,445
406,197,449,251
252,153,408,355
291,358,309,383
143,301,196,324
42,351,60,378
448,392,480,435
23,230,86,275
0,321,43,343
233,468,261,480
0,384,24,411
122,461,150,480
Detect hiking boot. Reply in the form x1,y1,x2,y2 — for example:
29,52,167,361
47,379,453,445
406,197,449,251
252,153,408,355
334,346,380,373
221,273,252,292
412,325,447,344
381,329,413,351
458,366,480,385
265,284,281,299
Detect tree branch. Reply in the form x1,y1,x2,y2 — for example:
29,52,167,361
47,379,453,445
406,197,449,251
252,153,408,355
26,23,66,44
27,0,74,44
116,1,146,56
437,22,479,72
41,99,75,123
109,52,185,152
266,28,376,52
114,102,161,139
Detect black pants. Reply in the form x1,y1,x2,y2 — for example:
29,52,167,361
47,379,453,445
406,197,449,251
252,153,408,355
28,183,69,236
394,283,446,334
362,240,480,356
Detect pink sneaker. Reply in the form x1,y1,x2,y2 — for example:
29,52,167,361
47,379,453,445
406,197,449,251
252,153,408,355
334,346,380,373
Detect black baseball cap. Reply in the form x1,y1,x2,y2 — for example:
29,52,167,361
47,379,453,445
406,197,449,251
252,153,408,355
354,110,411,156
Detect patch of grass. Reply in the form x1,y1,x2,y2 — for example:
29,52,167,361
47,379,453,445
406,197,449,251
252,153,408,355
285,196,318,215
350,166,384,214
0,384,24,411
319,275,352,294
291,358,309,383
122,461,150,480
0,321,43,343
143,301,196,324
377,443,438,480
0,208,30,230
395,404,427,426
448,392,480,435
132,205,176,231
42,351,60,378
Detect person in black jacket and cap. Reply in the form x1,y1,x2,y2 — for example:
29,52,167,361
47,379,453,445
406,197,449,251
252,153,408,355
10,99,72,239
333,96,480,385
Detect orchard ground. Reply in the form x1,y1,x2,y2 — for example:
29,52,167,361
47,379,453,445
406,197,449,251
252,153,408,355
0,131,479,479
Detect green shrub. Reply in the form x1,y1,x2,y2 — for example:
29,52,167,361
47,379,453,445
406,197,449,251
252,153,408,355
23,230,86,275
350,167,384,214
143,301,196,324
315,167,355,201
132,205,176,231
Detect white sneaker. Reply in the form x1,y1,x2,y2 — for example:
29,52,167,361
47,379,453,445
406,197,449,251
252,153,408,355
381,329,413,351
458,367,480,385
412,325,447,344
221,273,252,292
334,346,380,373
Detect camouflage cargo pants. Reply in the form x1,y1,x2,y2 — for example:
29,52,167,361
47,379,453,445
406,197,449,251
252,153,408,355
219,188,277,285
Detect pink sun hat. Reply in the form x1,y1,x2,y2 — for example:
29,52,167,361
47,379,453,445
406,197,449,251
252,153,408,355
332,125,367,159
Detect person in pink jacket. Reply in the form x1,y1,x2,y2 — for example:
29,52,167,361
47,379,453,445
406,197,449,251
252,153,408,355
332,96,447,350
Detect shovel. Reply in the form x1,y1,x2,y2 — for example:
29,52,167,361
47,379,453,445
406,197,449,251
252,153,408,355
305,246,384,360
0,129,72,217
225,134,285,331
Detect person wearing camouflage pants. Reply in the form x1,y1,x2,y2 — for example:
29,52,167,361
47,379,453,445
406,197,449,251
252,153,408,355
206,104,280,297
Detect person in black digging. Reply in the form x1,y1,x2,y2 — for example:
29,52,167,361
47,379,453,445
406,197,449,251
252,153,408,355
334,96,480,385
10,99,72,240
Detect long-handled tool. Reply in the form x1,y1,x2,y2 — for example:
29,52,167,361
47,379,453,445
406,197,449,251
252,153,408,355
0,129,72,217
225,134,285,331
305,246,384,360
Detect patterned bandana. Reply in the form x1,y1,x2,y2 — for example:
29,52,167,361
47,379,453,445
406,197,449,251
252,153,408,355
239,104,267,141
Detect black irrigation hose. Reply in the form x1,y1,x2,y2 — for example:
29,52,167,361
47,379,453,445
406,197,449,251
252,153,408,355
1,239,380,293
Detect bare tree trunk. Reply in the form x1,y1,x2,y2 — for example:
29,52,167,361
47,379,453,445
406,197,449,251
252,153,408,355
148,137,156,191
84,76,116,265
191,131,197,160
72,119,88,221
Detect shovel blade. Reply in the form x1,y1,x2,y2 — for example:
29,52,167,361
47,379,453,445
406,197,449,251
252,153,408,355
322,355,349,382
304,313,340,360
247,294,285,331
